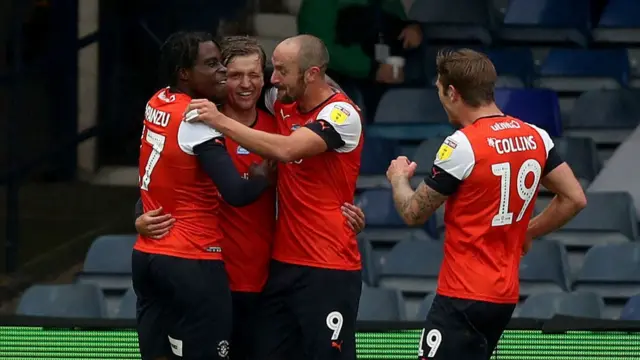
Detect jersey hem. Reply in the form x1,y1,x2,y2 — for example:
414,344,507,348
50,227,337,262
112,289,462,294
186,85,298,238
272,255,361,271
436,289,518,304
133,244,224,261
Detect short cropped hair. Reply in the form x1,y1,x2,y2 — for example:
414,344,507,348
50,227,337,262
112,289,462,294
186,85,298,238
295,35,329,74
436,49,497,107
221,36,267,70
159,31,218,86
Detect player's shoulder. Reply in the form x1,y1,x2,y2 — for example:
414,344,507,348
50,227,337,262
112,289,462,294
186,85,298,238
437,130,474,161
317,98,361,127
148,88,190,109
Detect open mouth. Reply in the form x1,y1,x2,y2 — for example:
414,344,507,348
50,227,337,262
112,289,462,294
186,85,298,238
237,91,253,98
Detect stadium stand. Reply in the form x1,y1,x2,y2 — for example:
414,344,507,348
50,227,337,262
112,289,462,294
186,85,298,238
12,0,640,328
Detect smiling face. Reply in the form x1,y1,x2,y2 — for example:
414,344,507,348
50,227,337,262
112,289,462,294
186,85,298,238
225,53,264,111
186,41,228,103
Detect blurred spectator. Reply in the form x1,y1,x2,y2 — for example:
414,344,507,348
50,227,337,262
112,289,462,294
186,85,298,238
298,0,423,120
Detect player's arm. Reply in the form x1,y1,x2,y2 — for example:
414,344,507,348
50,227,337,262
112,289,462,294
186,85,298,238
390,132,474,226
526,143,587,241
212,101,362,162
179,121,271,207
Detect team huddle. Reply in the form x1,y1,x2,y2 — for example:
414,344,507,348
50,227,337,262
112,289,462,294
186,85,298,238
132,32,586,360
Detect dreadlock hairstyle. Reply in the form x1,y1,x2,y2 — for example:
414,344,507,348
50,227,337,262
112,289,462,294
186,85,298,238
158,31,221,87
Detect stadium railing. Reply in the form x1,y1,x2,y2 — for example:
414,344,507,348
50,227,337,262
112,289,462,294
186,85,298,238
1,316,640,359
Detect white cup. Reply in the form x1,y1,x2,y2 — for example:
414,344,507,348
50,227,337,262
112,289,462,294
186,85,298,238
385,56,406,79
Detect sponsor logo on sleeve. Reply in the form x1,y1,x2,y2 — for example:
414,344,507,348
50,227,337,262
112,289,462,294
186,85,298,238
329,105,350,125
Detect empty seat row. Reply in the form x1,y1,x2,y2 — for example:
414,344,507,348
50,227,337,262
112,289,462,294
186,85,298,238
409,0,640,46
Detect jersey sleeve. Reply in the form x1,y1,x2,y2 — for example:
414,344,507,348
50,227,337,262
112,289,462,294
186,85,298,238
423,131,475,196
307,101,362,153
263,87,278,115
528,123,564,175
178,121,225,155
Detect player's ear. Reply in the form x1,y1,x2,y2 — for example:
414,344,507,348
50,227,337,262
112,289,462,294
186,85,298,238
178,68,189,83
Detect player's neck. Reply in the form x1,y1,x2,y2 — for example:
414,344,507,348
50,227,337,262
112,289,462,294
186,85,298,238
222,104,258,127
461,103,504,127
298,83,334,113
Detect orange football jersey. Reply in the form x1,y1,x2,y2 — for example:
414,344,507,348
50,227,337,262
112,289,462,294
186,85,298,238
433,116,554,303
135,88,225,260
266,91,363,270
220,110,277,292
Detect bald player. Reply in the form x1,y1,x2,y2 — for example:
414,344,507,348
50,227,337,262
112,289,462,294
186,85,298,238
187,35,363,360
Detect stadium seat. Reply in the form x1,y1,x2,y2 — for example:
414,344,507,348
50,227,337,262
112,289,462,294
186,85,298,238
499,0,590,46
620,294,640,320
486,48,535,87
358,228,434,264
494,89,562,137
378,239,444,318
413,138,445,175
374,88,449,124
538,192,638,249
594,0,640,43
520,240,571,298
113,287,136,319
357,136,399,189
408,0,495,44
365,124,453,141
358,188,439,240
16,284,107,318
358,285,406,321
76,235,136,290
566,89,640,144
415,293,436,321
518,292,604,319
552,137,601,185
574,243,640,293
536,49,630,92
358,238,379,286
253,14,297,39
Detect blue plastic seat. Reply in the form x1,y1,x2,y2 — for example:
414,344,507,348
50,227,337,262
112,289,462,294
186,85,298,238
374,88,448,125
358,285,406,321
76,235,136,292
494,89,562,137
408,0,495,44
518,292,604,319
486,48,535,87
378,240,443,293
365,124,454,141
16,284,107,318
358,238,379,286
360,137,398,175
595,0,640,43
538,192,637,249
620,294,640,320
412,138,445,175
552,137,601,184
415,293,437,320
574,243,640,301
113,287,137,319
519,240,571,297
500,0,590,46
536,49,630,92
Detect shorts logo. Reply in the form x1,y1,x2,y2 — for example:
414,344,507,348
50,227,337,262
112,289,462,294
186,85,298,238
236,146,249,155
329,105,349,125
217,340,230,358
167,336,183,357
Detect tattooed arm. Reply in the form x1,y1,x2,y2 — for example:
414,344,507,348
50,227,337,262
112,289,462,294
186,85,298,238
391,178,448,226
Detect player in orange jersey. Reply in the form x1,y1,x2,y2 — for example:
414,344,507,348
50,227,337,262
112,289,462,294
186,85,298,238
133,32,274,360
135,35,366,360
186,35,364,360
385,49,587,360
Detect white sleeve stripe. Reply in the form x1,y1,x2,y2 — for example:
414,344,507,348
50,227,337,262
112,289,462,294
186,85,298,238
527,123,555,157
316,101,362,153
433,131,475,180
178,121,224,155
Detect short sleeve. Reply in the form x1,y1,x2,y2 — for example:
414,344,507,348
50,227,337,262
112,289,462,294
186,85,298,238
263,87,278,115
178,121,224,155
434,131,475,180
315,101,362,153
527,123,555,155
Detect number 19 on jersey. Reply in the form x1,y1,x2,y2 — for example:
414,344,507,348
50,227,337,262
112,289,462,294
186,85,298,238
491,159,542,227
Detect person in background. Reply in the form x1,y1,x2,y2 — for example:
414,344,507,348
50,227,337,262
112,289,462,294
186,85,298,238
297,0,423,121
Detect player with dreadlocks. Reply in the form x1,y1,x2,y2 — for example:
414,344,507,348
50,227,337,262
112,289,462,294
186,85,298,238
131,31,273,360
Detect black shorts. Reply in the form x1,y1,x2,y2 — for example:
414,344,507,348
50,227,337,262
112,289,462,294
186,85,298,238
418,294,515,360
230,291,260,360
253,260,362,360
131,249,232,360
